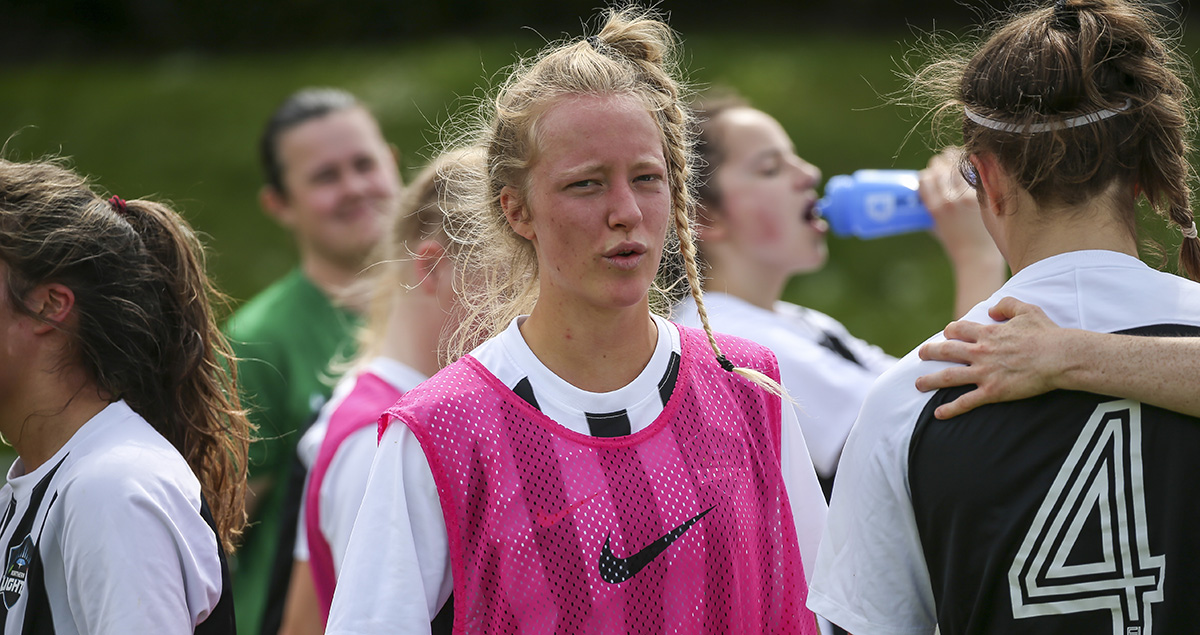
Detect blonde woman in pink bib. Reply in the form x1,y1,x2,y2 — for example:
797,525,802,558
326,8,827,635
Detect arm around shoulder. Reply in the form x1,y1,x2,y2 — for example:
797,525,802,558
917,297,1200,419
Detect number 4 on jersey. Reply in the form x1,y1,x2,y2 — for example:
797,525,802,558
1009,399,1165,635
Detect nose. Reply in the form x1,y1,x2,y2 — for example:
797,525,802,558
791,155,821,191
608,181,644,230
341,167,376,199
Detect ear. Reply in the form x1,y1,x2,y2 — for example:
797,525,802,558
694,202,728,242
389,144,404,186
412,239,448,295
27,283,74,335
259,185,295,228
971,153,1010,218
501,185,535,241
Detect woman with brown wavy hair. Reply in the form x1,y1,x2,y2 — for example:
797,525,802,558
810,1,1200,633
0,158,250,633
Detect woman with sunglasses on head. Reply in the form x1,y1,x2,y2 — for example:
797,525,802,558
809,1,1200,633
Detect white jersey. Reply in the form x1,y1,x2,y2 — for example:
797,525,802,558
0,400,230,634
292,356,426,570
674,292,894,478
326,315,828,635
808,250,1200,635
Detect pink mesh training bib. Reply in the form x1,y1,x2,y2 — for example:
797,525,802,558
384,326,818,634
305,371,404,620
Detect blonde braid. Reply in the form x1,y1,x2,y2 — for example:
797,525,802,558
672,202,786,397
592,7,786,397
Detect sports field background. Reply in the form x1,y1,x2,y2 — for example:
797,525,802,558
0,28,1191,357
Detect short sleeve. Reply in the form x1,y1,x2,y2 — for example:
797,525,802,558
325,418,451,635
51,471,223,633
320,426,379,573
806,364,938,635
778,393,828,583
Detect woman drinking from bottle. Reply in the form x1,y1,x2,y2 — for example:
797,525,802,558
675,92,1006,492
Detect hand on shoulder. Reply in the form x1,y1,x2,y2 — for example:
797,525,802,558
915,297,1067,419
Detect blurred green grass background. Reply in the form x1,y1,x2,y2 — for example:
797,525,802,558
0,30,1191,358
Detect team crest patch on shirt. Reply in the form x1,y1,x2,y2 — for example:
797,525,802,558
3,535,33,608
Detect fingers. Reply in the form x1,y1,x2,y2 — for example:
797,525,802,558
934,389,991,419
915,364,976,392
918,164,949,213
987,296,1042,322
919,340,971,364
941,319,984,343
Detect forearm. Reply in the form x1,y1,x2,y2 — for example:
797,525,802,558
1055,331,1200,417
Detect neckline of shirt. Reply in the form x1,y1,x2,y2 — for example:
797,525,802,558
1006,249,1146,287
6,400,136,493
484,314,681,419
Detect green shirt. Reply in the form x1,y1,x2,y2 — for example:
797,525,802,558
224,268,359,634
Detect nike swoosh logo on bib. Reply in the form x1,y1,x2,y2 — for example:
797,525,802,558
598,506,715,584
535,492,602,528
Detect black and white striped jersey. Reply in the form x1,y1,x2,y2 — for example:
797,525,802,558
0,401,233,635
809,250,1200,635
471,314,684,437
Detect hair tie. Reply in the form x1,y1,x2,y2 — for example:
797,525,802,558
108,195,128,216
963,98,1131,135
1183,220,1198,240
716,354,735,373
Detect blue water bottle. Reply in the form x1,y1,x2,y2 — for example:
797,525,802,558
816,170,934,239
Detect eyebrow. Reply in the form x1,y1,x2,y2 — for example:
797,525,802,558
556,157,666,179
751,148,784,163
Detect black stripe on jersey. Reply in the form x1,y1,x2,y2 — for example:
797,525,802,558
0,502,15,539
503,394,591,629
818,332,864,368
20,492,61,635
595,438,666,628
516,351,682,439
0,456,67,634
430,594,453,635
258,449,311,635
1115,323,1200,337
512,377,540,410
586,411,632,438
657,352,681,405
194,496,235,635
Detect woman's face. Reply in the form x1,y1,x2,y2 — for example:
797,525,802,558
503,93,671,316
708,107,827,275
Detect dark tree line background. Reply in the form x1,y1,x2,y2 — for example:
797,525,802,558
9,0,1185,61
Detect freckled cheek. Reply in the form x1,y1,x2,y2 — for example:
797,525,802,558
748,205,787,244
